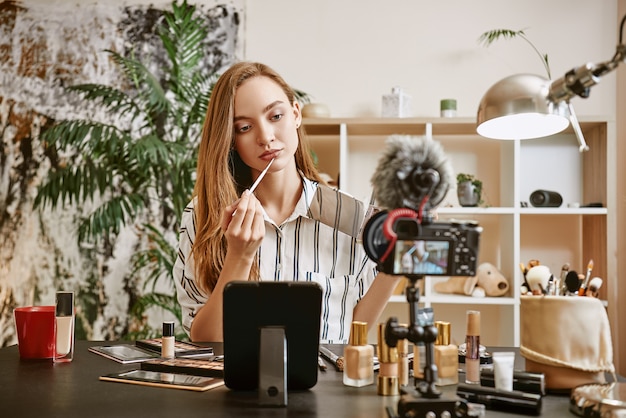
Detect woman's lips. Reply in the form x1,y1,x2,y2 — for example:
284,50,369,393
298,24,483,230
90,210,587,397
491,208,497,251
260,149,280,160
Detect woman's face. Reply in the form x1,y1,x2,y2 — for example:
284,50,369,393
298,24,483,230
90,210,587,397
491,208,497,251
232,76,301,173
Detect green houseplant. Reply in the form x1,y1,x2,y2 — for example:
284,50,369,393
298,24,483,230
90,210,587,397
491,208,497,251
34,0,213,340
456,173,483,207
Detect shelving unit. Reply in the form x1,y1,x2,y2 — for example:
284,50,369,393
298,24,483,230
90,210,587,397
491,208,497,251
303,116,614,347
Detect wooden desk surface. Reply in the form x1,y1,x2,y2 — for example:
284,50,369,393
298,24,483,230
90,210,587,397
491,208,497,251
0,341,578,417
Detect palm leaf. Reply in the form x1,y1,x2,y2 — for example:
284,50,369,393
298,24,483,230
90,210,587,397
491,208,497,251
478,28,551,79
34,158,113,208
40,119,131,157
127,134,173,168
67,84,140,118
130,292,181,319
160,1,209,110
106,49,170,120
131,224,176,291
78,193,146,242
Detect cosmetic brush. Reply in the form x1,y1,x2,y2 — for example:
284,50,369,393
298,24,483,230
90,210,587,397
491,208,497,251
319,346,344,372
231,158,275,217
249,158,275,194
525,265,551,295
564,270,581,295
578,259,594,296
586,277,603,298
559,263,570,295
519,263,531,294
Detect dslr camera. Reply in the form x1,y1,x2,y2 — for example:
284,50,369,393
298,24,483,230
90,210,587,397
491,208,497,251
362,209,482,277
364,135,482,278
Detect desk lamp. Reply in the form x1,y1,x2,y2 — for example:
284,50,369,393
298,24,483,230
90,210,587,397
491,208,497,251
477,14,626,151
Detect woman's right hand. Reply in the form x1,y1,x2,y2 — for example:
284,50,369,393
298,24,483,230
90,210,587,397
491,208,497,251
220,190,265,258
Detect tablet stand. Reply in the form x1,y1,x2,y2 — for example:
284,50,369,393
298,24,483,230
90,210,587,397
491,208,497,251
258,326,288,406
385,276,465,418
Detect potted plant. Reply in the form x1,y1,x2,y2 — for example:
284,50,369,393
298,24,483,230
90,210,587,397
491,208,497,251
456,173,483,207
34,0,213,340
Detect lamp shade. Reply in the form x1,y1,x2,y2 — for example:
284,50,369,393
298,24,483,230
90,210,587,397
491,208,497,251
476,74,570,140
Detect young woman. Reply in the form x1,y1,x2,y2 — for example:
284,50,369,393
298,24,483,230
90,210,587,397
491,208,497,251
173,61,400,343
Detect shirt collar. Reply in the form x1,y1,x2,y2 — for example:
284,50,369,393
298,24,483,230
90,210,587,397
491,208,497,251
263,175,318,225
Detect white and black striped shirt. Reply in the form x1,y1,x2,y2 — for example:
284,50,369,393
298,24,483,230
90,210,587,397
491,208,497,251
173,176,378,343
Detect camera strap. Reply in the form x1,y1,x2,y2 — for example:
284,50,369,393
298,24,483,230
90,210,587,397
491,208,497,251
379,208,419,263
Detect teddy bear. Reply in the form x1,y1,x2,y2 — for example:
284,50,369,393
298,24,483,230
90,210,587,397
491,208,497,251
433,262,509,297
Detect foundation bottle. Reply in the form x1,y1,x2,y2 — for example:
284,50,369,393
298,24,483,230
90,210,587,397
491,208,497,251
434,321,458,386
162,321,175,359
343,321,374,387
377,323,399,395
54,291,75,363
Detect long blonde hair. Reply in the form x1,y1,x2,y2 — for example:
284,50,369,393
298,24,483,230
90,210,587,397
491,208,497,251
192,61,323,292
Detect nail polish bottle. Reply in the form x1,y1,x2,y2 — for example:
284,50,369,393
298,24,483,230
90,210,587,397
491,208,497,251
433,321,458,386
343,321,374,387
162,321,175,359
465,310,481,384
377,323,399,395
54,291,74,363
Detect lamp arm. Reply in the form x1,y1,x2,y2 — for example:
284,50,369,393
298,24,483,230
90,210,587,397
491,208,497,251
549,14,626,104
566,103,589,153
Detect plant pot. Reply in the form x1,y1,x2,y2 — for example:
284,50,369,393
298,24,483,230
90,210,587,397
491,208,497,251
457,181,481,207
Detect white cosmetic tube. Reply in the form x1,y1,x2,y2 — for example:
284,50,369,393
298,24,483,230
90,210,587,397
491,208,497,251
492,352,515,392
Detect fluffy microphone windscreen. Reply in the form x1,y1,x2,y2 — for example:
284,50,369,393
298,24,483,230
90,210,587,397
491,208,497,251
370,135,453,211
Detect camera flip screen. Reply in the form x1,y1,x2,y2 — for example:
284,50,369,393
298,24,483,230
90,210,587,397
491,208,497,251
393,240,449,275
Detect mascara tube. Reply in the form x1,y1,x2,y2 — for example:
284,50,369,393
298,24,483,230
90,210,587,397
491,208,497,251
457,384,542,416
465,310,480,384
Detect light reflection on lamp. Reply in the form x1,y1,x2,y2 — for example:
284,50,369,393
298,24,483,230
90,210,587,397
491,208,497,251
477,14,626,152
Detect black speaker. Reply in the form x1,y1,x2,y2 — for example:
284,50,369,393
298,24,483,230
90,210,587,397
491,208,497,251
529,190,563,207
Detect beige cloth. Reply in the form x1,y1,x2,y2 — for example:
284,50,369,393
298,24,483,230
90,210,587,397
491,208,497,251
520,295,615,390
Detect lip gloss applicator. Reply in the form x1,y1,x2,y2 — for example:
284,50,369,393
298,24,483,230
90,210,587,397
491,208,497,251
249,157,275,194
232,158,274,217
465,310,481,384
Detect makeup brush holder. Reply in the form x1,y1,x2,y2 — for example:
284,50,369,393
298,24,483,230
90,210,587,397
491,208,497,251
520,295,615,392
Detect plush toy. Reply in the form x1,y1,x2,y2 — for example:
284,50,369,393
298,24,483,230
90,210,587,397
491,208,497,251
434,262,509,297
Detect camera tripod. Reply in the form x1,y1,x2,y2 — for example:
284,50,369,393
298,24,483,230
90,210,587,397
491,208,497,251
384,275,469,418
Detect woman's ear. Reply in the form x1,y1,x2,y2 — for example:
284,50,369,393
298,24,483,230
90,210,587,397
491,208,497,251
293,101,302,128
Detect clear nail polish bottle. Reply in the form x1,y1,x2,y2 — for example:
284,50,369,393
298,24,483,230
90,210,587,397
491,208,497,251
54,291,74,363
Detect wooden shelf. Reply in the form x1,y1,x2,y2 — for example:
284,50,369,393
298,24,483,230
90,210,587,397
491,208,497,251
303,116,613,348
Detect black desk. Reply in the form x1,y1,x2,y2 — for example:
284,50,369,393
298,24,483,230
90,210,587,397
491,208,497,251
0,341,576,417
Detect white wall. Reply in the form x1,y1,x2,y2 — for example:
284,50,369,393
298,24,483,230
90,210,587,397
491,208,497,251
243,0,618,120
